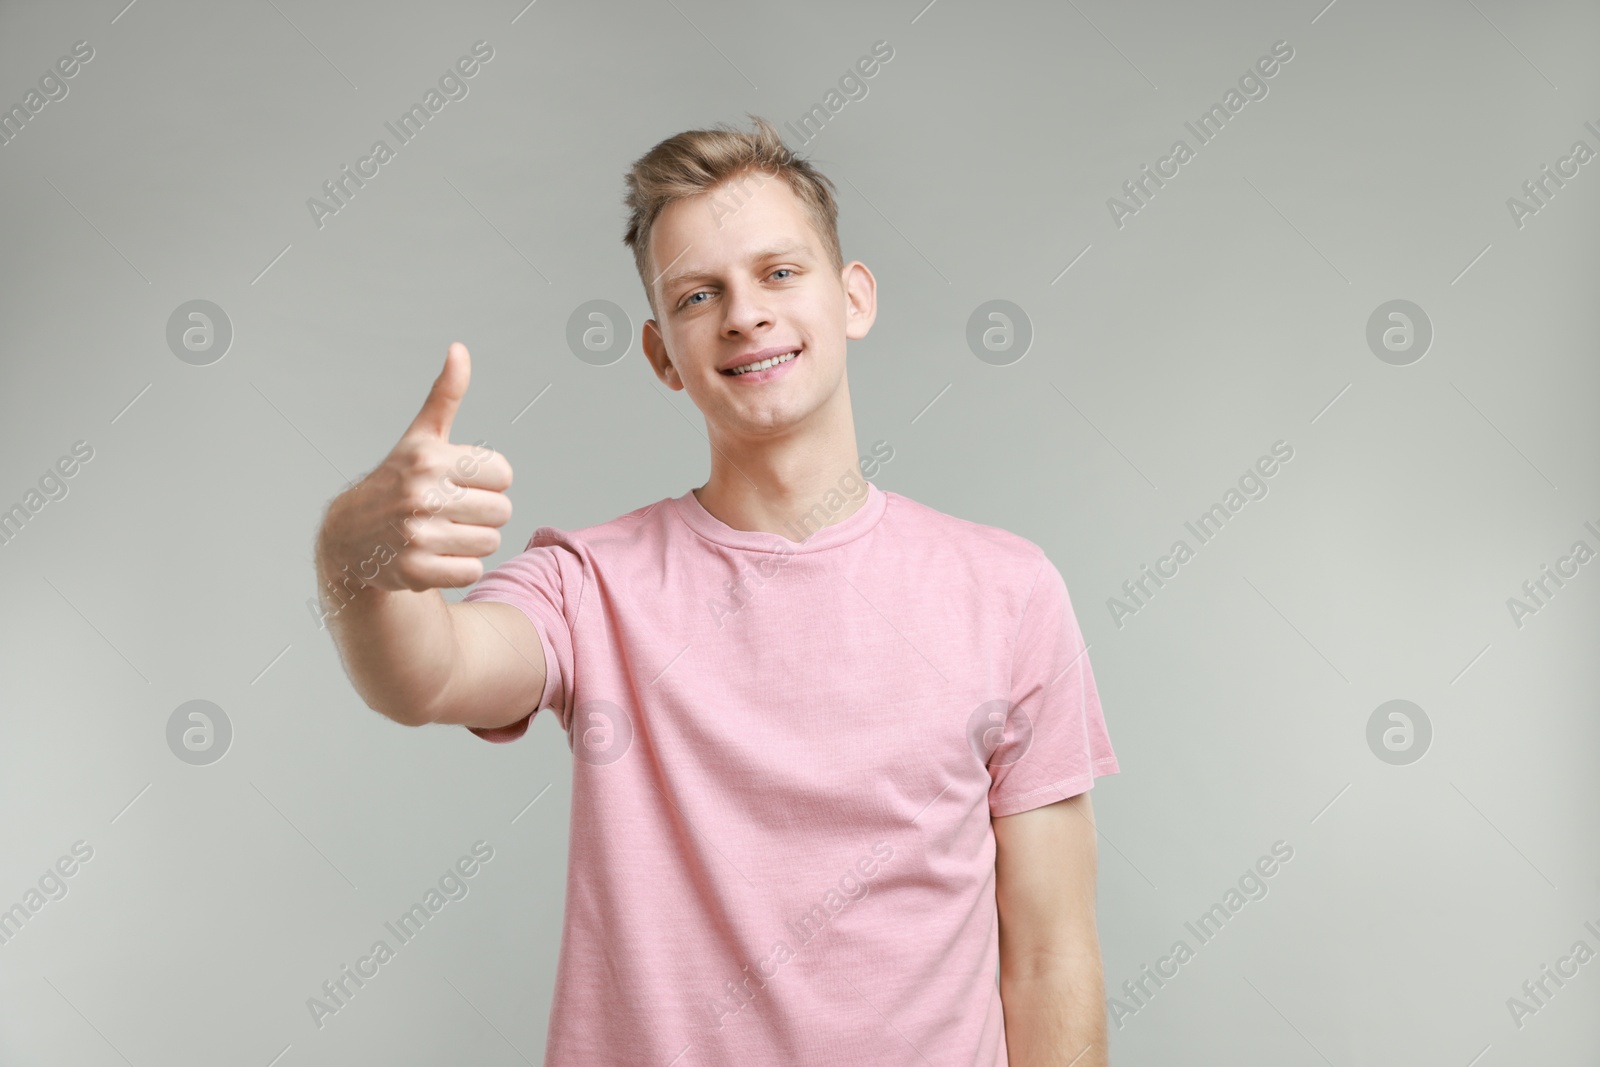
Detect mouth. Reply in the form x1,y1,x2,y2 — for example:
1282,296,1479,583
720,346,801,380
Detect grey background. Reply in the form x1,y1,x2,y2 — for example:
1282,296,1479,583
2,0,1597,1063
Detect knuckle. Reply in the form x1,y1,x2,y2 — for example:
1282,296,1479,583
397,487,431,516
405,521,437,552
438,558,476,590
403,443,445,479
392,555,428,591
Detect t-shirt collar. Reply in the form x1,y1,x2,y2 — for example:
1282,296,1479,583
671,479,886,553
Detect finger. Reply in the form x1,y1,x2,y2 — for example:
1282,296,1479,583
406,513,502,558
400,553,485,591
406,342,471,440
438,443,513,493
433,485,513,527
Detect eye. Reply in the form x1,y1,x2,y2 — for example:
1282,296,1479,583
678,268,796,309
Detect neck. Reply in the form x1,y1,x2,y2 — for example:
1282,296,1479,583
694,384,866,543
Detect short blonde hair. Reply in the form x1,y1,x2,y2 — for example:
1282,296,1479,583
621,114,844,316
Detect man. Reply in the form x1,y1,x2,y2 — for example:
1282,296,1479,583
314,115,1119,1066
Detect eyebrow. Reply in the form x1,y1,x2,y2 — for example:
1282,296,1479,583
658,242,812,295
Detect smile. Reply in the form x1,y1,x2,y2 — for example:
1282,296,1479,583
723,348,800,378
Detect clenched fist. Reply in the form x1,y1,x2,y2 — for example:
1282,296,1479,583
317,342,514,606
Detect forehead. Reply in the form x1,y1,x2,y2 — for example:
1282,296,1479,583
650,175,821,291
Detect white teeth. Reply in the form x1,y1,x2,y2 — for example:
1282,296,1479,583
728,350,797,375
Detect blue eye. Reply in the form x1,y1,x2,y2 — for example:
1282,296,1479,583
679,269,795,309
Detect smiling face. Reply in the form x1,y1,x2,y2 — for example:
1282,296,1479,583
641,172,875,443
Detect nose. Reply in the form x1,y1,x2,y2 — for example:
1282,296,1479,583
719,277,774,339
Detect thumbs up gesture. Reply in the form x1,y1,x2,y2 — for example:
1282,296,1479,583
318,343,515,593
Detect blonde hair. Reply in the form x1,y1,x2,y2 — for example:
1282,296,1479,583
621,114,844,317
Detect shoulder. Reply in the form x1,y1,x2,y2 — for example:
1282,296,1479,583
879,489,1060,627
881,488,1051,578
524,496,674,556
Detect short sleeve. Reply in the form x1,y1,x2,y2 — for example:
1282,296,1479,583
985,554,1119,817
459,527,580,743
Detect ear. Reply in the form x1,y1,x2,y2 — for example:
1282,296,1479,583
642,319,682,391
841,261,877,341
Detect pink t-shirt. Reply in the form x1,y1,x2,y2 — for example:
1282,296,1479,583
461,480,1118,1066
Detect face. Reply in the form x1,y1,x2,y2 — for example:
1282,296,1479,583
641,173,875,442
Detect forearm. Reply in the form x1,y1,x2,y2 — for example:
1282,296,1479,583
314,524,459,726
998,957,1109,1067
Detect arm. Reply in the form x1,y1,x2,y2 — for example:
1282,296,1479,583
315,533,546,730
314,342,544,732
994,790,1108,1067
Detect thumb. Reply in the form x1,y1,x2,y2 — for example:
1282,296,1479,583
408,342,470,440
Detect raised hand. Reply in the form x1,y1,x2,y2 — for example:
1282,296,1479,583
319,342,515,593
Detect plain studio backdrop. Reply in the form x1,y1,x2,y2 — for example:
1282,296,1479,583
2,0,1597,1064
